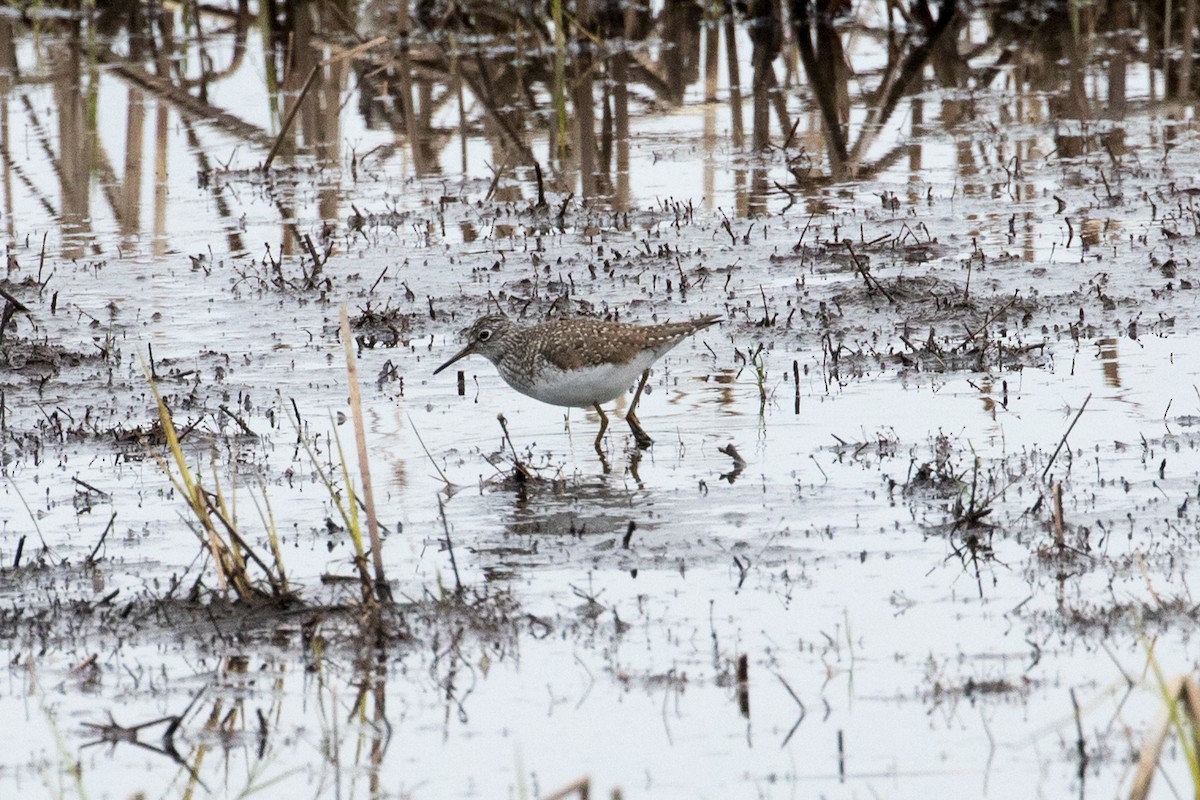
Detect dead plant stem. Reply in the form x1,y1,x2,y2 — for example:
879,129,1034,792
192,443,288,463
263,36,387,170
1041,393,1092,481
437,497,463,596
339,305,389,600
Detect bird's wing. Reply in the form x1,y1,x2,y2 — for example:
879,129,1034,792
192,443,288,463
536,321,648,371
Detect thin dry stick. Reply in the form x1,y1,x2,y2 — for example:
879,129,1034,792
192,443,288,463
0,283,29,311
1069,688,1088,780
200,492,277,595
842,240,895,303
87,512,117,563
263,36,388,170
262,67,318,171
437,497,462,596
1052,482,1065,547
497,414,533,481
339,305,389,599
539,777,590,800
956,294,1018,350
1041,393,1092,481
406,413,455,489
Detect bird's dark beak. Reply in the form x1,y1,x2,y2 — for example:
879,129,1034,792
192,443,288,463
433,341,475,375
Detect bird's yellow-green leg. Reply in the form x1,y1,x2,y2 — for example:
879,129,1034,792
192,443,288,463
626,369,653,449
592,401,609,454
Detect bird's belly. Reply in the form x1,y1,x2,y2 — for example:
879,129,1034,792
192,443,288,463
510,359,653,407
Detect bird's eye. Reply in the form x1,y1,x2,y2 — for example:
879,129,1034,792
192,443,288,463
478,329,492,342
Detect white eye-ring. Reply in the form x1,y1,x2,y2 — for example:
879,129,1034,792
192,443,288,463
478,329,492,342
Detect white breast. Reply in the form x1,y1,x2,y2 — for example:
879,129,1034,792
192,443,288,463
510,351,661,407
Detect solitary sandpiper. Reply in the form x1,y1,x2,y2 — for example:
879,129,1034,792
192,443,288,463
433,313,721,450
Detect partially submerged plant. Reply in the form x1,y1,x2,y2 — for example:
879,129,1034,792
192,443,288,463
288,408,385,605
146,365,291,604
750,342,768,411
1128,643,1200,800
142,307,392,607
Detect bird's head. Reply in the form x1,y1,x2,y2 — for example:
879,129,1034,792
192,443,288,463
433,315,514,374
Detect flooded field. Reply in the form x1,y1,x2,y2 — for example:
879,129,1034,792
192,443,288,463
5,0,1200,797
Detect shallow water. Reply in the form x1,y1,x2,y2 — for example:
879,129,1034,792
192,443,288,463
4,1,1200,798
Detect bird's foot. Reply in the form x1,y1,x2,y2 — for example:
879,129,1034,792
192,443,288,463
627,413,653,449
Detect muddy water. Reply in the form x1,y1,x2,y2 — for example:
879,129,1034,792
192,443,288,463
3,1,1200,798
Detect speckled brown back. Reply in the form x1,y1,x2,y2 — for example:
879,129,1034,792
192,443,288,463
522,315,720,372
